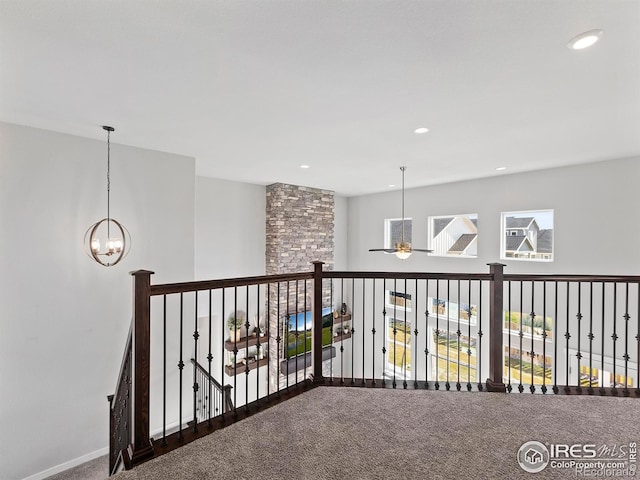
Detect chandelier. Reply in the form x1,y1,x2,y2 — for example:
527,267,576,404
84,126,131,267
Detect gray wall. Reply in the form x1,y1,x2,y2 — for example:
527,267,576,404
347,157,640,276
195,176,266,280
0,123,195,480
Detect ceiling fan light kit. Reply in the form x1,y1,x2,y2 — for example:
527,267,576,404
369,166,432,260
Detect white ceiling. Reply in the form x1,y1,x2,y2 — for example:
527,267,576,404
1,0,639,196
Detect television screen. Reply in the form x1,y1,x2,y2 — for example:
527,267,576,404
285,307,334,359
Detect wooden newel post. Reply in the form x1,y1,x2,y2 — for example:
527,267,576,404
486,263,507,392
128,270,155,464
311,261,325,383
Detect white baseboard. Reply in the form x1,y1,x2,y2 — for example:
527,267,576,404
22,446,109,480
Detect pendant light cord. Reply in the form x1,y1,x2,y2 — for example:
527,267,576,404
107,129,111,238
401,166,406,243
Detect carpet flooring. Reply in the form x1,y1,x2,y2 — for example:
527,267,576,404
98,387,640,480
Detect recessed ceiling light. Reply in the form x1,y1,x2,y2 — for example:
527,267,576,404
496,166,507,171
300,165,310,169
568,29,603,50
388,184,396,187
414,127,429,134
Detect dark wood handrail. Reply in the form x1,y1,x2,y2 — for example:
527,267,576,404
150,271,313,296
504,273,640,282
325,270,493,281
190,358,227,392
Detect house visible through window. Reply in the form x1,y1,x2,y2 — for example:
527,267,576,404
428,214,478,258
501,210,554,261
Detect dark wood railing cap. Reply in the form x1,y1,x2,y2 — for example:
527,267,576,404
129,269,155,276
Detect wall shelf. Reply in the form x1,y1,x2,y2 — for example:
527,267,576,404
224,335,266,351
225,357,268,376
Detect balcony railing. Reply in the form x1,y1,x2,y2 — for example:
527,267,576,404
108,262,640,474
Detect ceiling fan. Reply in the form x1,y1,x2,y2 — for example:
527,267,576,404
369,166,432,260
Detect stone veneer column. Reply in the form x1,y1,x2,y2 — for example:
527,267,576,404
265,183,334,390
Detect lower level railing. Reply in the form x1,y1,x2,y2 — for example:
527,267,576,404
109,262,640,474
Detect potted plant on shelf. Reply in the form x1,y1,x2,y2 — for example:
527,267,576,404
227,310,246,342
343,323,350,335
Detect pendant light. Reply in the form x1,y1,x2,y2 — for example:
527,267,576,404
84,126,131,266
369,166,432,259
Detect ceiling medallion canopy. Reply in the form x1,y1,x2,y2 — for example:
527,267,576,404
84,126,131,267
369,166,432,260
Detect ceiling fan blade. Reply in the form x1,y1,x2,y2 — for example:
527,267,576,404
369,248,397,253
411,248,433,253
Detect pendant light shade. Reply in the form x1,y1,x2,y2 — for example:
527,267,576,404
84,126,131,267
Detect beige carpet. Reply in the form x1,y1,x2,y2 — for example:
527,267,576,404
105,387,639,480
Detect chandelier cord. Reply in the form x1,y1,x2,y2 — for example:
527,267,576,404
107,129,111,238
401,166,405,243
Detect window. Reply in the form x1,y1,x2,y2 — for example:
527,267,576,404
428,214,478,257
385,218,412,248
431,329,477,382
501,210,554,261
387,290,412,310
430,297,478,326
503,310,554,385
385,314,412,379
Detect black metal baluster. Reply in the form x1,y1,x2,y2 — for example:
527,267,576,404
576,283,582,393
286,281,290,390
477,280,483,391
351,278,355,385
255,285,258,406
207,290,213,423
588,283,594,395
178,292,184,439
425,279,430,389
193,292,199,433
276,282,281,394
623,282,630,396
600,282,605,395
456,279,461,391
267,283,271,399
612,283,618,395
162,295,167,446
518,281,524,393
233,287,238,413
393,278,397,389
340,278,345,384
381,278,387,387
553,282,559,394
221,290,226,418
403,278,407,389
303,280,307,383
372,278,377,386
541,282,547,394
507,281,512,393
529,282,536,394
329,279,337,383
256,284,261,405
245,286,250,408
445,279,450,391
294,280,299,386
434,279,440,390
636,282,640,396
362,278,366,386
466,280,472,391
564,281,570,394
414,278,419,389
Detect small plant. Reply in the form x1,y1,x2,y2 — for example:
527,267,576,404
226,310,246,331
